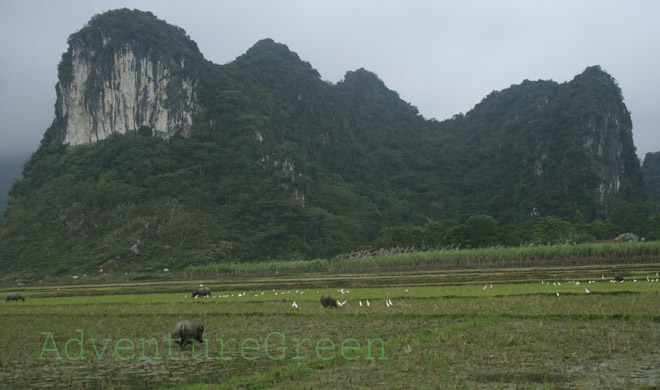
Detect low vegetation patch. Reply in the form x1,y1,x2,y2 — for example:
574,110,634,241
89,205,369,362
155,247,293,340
184,241,660,276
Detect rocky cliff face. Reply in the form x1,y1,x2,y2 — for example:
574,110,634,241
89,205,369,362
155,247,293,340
569,66,641,204
583,106,630,202
53,9,201,146
57,43,197,146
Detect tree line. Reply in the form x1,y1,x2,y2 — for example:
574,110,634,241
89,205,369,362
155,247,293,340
372,205,660,250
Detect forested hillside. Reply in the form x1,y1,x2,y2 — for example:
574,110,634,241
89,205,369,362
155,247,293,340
643,152,660,202
0,9,655,279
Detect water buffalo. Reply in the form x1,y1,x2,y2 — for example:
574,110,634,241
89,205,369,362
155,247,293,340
614,275,624,282
320,293,338,308
6,293,25,302
170,320,204,349
193,286,211,298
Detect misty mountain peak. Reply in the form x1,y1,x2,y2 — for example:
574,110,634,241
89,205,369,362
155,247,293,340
234,38,321,80
50,8,203,147
65,8,201,61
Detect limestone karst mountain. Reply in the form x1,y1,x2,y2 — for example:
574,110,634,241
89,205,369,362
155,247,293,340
46,9,204,146
0,9,647,278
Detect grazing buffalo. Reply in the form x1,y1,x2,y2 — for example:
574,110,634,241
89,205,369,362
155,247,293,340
6,293,25,302
614,275,624,282
170,320,205,349
320,293,338,308
193,286,211,298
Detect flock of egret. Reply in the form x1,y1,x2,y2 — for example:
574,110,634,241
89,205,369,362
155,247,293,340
536,273,660,297
184,272,659,307
184,285,396,309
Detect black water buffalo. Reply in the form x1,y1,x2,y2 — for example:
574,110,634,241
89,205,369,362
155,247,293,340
170,320,204,349
6,293,25,302
614,275,624,282
320,293,338,308
193,286,211,298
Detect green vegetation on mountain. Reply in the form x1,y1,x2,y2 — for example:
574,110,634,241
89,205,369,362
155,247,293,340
643,152,660,202
0,9,657,279
57,8,203,84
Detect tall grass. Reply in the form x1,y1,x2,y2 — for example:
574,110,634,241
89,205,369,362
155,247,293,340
184,241,660,277
185,258,329,276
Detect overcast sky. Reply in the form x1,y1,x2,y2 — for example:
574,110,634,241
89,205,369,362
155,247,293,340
1,0,659,161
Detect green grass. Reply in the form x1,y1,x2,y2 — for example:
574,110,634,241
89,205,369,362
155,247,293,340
2,264,660,388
